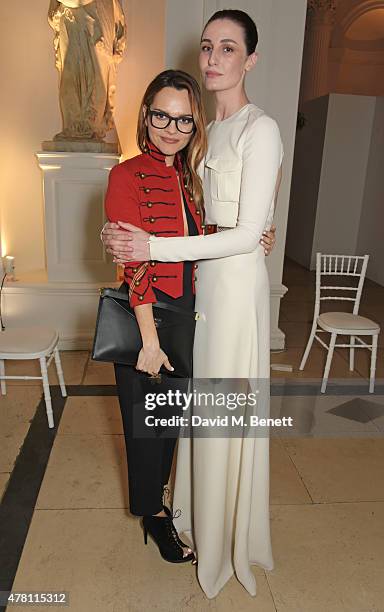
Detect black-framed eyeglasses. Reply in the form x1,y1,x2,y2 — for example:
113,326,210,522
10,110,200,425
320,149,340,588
147,109,195,134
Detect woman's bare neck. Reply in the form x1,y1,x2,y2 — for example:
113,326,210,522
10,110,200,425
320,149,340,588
214,88,250,122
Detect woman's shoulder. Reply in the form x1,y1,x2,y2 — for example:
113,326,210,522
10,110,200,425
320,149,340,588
246,104,280,133
243,105,283,161
110,152,148,179
242,105,282,152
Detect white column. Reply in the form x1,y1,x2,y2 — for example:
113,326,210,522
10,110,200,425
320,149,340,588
300,0,337,104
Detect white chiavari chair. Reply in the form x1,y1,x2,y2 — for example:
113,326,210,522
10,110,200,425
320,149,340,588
0,328,67,428
299,253,380,393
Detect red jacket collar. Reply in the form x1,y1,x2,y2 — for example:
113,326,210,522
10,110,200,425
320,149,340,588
146,141,167,163
146,140,182,171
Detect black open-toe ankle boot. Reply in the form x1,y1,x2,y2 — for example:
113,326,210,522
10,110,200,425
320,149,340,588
142,514,195,564
162,505,192,549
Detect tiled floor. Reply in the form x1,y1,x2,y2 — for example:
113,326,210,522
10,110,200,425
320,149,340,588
0,386,42,472
1,257,383,611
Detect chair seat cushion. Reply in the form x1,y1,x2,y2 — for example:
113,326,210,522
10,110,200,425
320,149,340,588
0,327,58,355
318,312,380,334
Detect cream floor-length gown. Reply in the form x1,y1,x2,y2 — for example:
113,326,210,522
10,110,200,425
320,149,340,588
149,104,284,598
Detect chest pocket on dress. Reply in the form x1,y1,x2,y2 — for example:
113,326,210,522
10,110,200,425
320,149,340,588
205,158,242,227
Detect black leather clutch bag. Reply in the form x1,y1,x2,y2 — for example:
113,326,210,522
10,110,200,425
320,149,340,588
91,287,196,378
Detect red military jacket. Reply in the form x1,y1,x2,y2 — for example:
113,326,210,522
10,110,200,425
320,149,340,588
105,144,204,307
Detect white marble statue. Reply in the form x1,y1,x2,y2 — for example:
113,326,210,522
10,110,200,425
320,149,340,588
48,0,126,142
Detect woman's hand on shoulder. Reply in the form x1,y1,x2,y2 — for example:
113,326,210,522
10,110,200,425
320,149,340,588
101,221,150,263
136,343,174,376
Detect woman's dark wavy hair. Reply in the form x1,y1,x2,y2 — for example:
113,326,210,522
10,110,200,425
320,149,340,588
137,70,207,216
204,9,258,55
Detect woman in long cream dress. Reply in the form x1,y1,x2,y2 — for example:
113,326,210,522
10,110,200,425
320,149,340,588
103,9,283,599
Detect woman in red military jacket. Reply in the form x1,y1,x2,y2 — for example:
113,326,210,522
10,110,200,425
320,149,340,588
104,70,207,564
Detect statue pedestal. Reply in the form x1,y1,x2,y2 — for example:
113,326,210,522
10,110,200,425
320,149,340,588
36,151,120,282
41,140,120,154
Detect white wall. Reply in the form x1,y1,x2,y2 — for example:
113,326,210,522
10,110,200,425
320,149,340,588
311,94,376,265
287,92,384,286
285,96,329,269
115,0,166,160
250,0,307,291
356,97,384,285
165,0,204,80
0,1,60,274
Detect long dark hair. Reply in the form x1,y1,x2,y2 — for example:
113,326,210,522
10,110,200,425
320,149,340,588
137,70,207,216
204,9,258,55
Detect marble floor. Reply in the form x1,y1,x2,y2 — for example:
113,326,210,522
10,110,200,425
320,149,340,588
0,258,383,612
